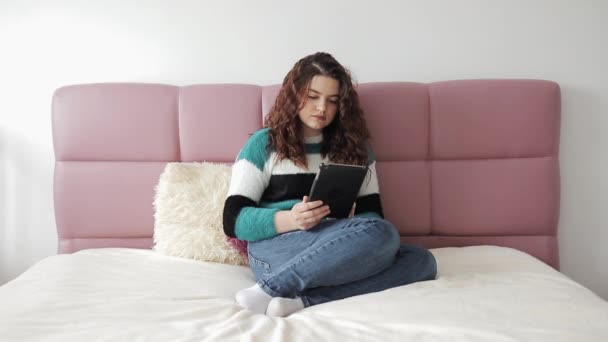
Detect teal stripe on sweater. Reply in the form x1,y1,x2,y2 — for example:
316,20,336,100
236,128,270,171
355,212,382,219
234,206,279,241
305,143,322,154
367,145,376,165
259,199,300,210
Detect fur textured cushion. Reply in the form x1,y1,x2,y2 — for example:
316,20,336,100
153,162,248,266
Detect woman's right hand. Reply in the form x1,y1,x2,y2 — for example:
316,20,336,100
290,196,331,230
274,196,330,233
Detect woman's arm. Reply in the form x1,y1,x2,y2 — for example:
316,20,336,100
223,129,331,241
274,196,330,233
223,129,279,241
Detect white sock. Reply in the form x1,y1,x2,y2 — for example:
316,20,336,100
235,284,273,314
265,297,305,317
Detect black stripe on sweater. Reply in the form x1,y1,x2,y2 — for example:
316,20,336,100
355,193,384,218
223,195,257,238
261,173,317,202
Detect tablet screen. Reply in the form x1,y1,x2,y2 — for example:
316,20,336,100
309,163,368,219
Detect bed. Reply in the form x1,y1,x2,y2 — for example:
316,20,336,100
1,80,607,341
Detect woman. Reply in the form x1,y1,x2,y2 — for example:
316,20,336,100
223,52,437,317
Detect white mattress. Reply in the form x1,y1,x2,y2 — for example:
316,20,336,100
1,246,607,342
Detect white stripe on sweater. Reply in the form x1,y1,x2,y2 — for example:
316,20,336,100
227,159,268,202
358,161,380,197
266,152,329,175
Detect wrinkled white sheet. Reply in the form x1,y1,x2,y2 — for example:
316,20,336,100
1,246,607,342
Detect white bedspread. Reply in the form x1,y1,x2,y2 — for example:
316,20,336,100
1,246,607,342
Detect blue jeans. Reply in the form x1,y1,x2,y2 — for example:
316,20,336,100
247,217,437,307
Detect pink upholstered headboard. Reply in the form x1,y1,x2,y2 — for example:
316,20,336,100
52,80,561,268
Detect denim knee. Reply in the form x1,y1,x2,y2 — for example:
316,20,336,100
420,249,438,280
365,219,400,259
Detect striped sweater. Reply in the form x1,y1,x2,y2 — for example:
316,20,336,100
222,128,384,242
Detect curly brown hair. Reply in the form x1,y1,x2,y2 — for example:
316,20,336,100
264,52,370,168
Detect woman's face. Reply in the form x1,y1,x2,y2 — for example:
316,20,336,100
298,75,340,137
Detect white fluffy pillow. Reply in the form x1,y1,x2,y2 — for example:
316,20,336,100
153,162,248,266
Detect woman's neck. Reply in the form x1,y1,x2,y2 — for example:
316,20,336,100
304,133,323,144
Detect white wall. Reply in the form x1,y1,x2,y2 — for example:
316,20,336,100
1,0,607,299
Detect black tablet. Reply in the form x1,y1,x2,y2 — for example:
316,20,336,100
309,163,368,219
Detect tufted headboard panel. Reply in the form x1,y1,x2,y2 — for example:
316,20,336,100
52,80,561,268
